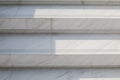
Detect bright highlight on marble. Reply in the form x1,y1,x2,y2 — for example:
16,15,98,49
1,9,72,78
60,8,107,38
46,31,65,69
34,6,120,18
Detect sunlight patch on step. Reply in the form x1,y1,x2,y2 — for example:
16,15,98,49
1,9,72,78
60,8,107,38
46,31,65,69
55,40,120,54
34,7,120,18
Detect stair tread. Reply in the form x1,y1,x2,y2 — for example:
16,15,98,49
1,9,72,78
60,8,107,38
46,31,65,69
1,5,120,18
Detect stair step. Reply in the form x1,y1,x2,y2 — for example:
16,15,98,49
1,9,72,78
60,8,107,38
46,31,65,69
0,5,120,68
0,5,120,33
0,34,120,68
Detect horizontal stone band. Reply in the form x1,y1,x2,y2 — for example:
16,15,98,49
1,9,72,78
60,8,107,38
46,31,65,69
0,54,120,68
1,18,120,33
0,0,120,5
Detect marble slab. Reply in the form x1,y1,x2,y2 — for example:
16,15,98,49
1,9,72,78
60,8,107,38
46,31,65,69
0,34,120,67
0,0,120,5
0,54,120,68
1,5,120,18
10,54,93,68
52,18,120,33
52,34,120,54
0,34,51,54
0,54,11,67
1,34,120,54
0,18,51,33
0,69,120,80
2,18,120,33
1,5,120,33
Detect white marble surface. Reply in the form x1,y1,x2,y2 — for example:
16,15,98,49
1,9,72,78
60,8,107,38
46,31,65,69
52,34,120,54
1,5,120,33
0,69,120,80
0,34,120,67
1,34,120,54
1,5,120,18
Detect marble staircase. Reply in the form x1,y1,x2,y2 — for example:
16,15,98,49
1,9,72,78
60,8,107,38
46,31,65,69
0,1,120,68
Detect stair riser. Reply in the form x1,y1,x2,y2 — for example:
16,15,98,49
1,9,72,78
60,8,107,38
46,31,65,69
0,54,120,68
0,18,120,33
0,0,120,5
